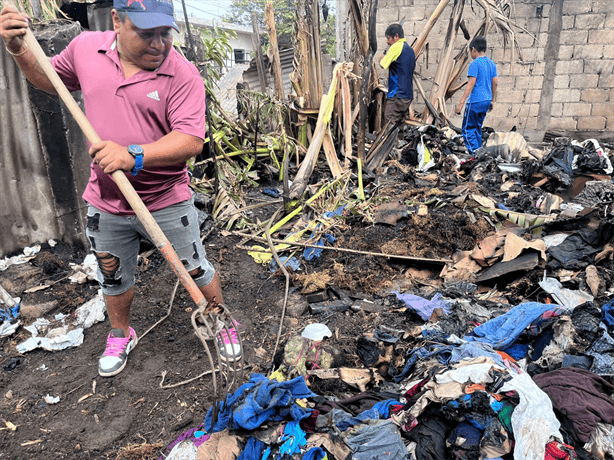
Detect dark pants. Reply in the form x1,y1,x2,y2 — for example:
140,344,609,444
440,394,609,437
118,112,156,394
385,97,412,124
462,100,491,153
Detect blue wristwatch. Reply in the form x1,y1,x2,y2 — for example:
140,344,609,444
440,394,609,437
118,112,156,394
127,144,144,176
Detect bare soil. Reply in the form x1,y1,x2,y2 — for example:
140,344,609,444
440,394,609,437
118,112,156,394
0,189,495,460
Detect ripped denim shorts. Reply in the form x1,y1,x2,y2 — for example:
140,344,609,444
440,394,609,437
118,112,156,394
85,197,215,296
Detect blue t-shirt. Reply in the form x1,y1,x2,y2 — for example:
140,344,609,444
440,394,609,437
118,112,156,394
467,56,497,103
388,42,416,99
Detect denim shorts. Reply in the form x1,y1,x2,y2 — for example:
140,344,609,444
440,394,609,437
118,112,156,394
85,197,215,296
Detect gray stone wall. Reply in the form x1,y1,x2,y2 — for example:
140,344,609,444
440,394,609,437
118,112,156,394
375,0,614,141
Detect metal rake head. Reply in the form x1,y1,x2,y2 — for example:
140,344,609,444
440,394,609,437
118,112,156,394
190,298,244,429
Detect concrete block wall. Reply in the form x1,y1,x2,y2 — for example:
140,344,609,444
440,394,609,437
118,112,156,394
374,0,614,141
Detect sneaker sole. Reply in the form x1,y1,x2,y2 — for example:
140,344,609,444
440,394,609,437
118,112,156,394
219,353,242,363
98,335,138,377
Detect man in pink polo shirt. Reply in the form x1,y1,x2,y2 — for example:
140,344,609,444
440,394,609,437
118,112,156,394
0,0,241,376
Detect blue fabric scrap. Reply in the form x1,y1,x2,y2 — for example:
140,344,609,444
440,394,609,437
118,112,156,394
0,304,20,322
394,292,450,321
263,188,280,198
304,234,335,261
269,256,301,273
395,344,453,382
464,302,561,350
204,374,316,433
502,342,528,360
336,399,400,431
278,420,307,456
602,300,614,330
449,342,505,367
237,437,267,460
302,447,327,460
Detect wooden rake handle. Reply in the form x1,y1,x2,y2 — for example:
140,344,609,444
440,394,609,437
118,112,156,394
10,6,207,307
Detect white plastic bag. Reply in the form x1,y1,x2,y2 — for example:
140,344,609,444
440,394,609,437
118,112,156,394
416,135,435,172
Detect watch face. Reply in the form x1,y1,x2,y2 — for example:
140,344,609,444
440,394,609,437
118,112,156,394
128,144,144,156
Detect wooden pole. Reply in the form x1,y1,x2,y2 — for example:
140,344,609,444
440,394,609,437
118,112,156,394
251,12,268,93
265,0,285,100
30,0,43,20
412,0,451,58
423,0,465,124
180,0,197,62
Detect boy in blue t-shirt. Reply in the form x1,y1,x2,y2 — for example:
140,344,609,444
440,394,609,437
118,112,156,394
455,36,498,154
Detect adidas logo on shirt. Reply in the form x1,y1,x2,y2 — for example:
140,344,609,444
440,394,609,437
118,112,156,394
146,90,160,101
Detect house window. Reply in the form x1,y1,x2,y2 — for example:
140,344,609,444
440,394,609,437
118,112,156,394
234,49,247,64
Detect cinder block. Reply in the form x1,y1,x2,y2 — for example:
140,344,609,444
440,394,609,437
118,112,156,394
557,45,574,60
562,15,575,30
589,29,614,44
603,45,614,60
510,103,524,117
607,117,614,130
570,74,599,88
554,75,569,89
575,13,607,30
529,60,546,75
398,6,426,21
555,60,585,75
526,18,542,34
497,76,515,90
513,3,541,18
550,117,577,130
497,90,526,103
378,8,399,24
563,102,592,117
490,102,511,118
577,116,606,130
499,63,531,76
573,44,604,60
496,117,521,132
582,88,610,102
516,33,536,48
551,103,564,117
525,90,542,104
599,74,614,89
562,2,592,15
553,88,581,103
606,13,614,29
522,117,538,131
592,0,613,13
584,59,614,75
490,48,506,62
512,104,538,118
560,30,589,45
592,102,614,117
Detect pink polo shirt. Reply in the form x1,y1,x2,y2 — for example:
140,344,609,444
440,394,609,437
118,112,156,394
51,30,206,215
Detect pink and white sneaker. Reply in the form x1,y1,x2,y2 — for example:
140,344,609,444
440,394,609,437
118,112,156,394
216,326,242,362
98,327,138,377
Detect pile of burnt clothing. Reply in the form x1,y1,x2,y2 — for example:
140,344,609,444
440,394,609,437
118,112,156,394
401,125,467,170
542,138,613,191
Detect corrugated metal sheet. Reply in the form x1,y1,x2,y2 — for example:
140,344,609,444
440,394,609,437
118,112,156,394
216,63,250,116
87,2,113,32
0,47,59,253
243,47,295,98
0,21,90,257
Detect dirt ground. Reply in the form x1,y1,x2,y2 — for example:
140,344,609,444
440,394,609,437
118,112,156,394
0,184,496,460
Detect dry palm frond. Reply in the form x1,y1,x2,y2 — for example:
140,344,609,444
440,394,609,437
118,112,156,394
212,186,245,231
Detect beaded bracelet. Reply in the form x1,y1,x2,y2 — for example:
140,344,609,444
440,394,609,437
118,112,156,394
5,41,28,57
